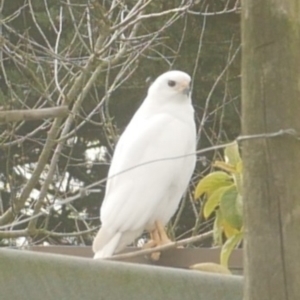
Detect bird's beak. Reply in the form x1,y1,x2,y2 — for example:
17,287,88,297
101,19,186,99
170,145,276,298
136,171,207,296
178,81,191,96
182,87,190,96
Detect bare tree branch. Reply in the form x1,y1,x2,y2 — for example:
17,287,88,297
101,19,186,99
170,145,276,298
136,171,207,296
0,106,68,123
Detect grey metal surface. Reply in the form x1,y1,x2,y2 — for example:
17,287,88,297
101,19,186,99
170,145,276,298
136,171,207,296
26,246,243,271
1,248,243,300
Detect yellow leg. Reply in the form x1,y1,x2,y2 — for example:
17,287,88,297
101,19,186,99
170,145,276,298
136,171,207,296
155,220,172,244
143,221,172,261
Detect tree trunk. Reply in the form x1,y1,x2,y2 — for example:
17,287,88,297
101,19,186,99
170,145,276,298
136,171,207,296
242,1,300,299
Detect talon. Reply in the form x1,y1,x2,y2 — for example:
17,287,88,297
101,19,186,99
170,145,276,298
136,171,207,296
155,220,172,244
150,251,161,261
144,221,172,261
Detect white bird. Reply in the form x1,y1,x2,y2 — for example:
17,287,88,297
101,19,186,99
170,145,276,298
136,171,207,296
93,70,196,259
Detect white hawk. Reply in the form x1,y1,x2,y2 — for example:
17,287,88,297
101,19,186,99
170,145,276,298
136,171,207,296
93,70,196,259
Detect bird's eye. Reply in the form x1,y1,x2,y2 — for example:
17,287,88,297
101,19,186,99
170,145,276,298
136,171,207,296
167,80,176,87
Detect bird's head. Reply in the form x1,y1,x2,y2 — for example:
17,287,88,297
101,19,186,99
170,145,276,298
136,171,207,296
147,70,192,102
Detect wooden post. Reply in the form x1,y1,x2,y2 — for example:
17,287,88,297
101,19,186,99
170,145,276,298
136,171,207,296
242,1,300,299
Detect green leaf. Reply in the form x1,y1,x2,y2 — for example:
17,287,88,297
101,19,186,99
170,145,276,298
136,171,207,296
236,161,243,173
213,209,223,246
204,185,234,218
236,193,243,218
224,142,241,167
222,220,240,238
232,161,243,195
219,186,243,230
213,161,237,173
220,232,243,267
194,171,233,200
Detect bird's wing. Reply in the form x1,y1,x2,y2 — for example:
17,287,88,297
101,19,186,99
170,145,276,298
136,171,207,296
100,112,196,233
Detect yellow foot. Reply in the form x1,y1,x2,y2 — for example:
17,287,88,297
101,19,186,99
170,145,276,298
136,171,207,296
143,221,172,261
156,220,172,244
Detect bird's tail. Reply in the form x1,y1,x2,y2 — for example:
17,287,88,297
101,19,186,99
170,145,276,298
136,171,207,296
93,229,121,259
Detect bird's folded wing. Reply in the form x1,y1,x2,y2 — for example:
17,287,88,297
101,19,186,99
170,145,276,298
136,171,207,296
100,112,196,233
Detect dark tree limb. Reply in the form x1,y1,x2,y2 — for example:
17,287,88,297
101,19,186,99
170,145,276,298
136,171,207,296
0,106,69,123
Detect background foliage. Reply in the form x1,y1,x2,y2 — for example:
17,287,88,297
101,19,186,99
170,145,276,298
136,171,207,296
0,0,241,251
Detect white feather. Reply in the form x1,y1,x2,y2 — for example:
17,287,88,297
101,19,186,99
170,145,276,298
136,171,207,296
93,70,196,258
93,231,121,259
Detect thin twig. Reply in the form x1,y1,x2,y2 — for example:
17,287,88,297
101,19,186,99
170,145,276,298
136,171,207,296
106,230,213,260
